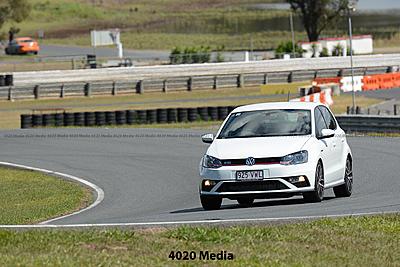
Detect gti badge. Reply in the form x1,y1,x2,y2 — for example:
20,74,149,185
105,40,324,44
245,157,255,166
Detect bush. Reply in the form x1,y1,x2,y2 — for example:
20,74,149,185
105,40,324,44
274,41,303,58
170,46,211,64
320,47,329,57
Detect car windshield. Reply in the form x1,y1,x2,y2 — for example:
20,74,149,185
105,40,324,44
218,109,311,139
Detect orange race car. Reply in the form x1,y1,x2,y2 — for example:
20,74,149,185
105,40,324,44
5,37,40,55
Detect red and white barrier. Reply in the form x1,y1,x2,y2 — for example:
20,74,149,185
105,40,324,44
291,89,334,106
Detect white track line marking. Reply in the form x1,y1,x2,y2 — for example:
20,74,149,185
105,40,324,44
0,161,104,225
0,211,398,228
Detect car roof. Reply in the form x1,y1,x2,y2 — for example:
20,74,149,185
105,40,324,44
232,101,323,113
15,37,34,41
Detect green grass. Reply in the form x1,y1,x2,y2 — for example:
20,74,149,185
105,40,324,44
0,215,398,266
0,166,92,224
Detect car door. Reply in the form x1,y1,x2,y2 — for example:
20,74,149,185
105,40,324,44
318,106,344,181
314,107,336,184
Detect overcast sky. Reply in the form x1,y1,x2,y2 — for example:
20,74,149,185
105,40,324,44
357,0,400,10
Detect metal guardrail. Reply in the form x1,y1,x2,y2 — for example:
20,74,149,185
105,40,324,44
0,65,392,101
336,115,400,133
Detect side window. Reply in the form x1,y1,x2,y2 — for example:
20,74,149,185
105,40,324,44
314,108,328,138
318,106,337,130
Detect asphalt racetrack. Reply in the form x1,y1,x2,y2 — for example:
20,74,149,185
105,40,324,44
0,128,399,225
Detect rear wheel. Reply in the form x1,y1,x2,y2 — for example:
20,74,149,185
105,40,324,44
333,157,353,197
303,161,324,202
237,197,254,207
200,195,222,210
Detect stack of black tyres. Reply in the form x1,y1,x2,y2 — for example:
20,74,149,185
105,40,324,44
43,114,55,127
74,112,85,126
137,110,147,124
95,111,106,126
167,108,177,123
177,108,188,122
188,108,198,122
64,113,75,126
106,111,116,125
147,109,157,124
218,106,229,120
32,114,43,127
126,110,137,125
116,110,127,125
21,114,32,129
197,107,209,121
227,106,236,113
157,109,168,124
85,112,95,126
54,113,64,127
208,107,218,121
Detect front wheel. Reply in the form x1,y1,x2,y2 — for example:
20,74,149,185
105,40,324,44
333,157,353,197
200,195,222,210
303,161,324,202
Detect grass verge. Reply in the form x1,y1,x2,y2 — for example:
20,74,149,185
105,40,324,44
0,214,398,266
0,85,381,129
0,166,92,225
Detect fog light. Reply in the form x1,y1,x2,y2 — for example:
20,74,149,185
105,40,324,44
299,176,306,182
204,180,211,186
202,180,217,192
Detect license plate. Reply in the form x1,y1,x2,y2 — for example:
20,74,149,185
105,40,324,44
236,170,264,180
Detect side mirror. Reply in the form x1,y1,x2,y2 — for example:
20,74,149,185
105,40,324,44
201,133,214,144
319,129,335,139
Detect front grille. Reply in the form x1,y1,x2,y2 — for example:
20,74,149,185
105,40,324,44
221,157,281,166
217,180,288,192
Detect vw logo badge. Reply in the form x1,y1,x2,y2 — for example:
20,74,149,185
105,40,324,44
245,157,255,166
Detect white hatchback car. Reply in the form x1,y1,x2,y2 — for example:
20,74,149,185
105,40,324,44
199,102,353,210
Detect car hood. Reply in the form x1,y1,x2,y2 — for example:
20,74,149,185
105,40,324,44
207,136,311,159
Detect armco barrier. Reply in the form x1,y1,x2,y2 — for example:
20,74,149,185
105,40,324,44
336,115,400,133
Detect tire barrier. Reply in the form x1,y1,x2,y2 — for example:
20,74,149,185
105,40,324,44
20,105,242,128
116,110,127,125
197,107,209,121
137,110,147,124
85,112,96,126
167,108,177,123
177,108,188,122
126,110,137,125
32,114,43,127
147,109,157,124
217,106,229,120
105,111,116,125
208,107,218,121
157,109,168,124
64,113,75,126
21,114,32,129
54,113,64,127
74,112,85,126
95,111,106,126
188,108,198,122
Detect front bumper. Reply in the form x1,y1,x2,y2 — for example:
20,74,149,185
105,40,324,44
200,163,315,197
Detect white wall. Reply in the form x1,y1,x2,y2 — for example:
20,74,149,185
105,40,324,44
300,42,322,58
349,36,373,54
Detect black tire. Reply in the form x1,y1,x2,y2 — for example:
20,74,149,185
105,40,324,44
105,111,116,125
333,157,353,197
217,106,229,120
74,112,85,126
200,195,222,210
126,110,137,125
198,107,209,121
237,197,254,207
303,161,324,202
116,110,127,125
32,114,43,127
167,108,177,123
156,108,168,124
54,113,64,127
84,112,96,126
21,114,32,129
95,111,106,126
177,108,188,122
43,114,55,127
187,108,198,122
147,109,157,124
64,113,75,126
208,107,218,121
137,110,147,124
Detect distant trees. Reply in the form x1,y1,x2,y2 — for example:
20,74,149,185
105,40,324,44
0,0,31,41
287,0,349,41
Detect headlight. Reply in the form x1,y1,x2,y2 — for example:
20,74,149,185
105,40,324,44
280,151,308,165
203,155,222,168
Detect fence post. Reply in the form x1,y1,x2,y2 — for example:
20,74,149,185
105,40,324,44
187,77,192,91
337,69,343,77
112,81,117,95
136,80,144,94
84,83,91,97
8,87,12,101
237,74,244,88
313,71,318,79
287,72,293,83
394,104,398,116
71,59,76,70
263,74,268,84
162,80,168,93
34,85,40,99
213,76,218,89
60,84,65,98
